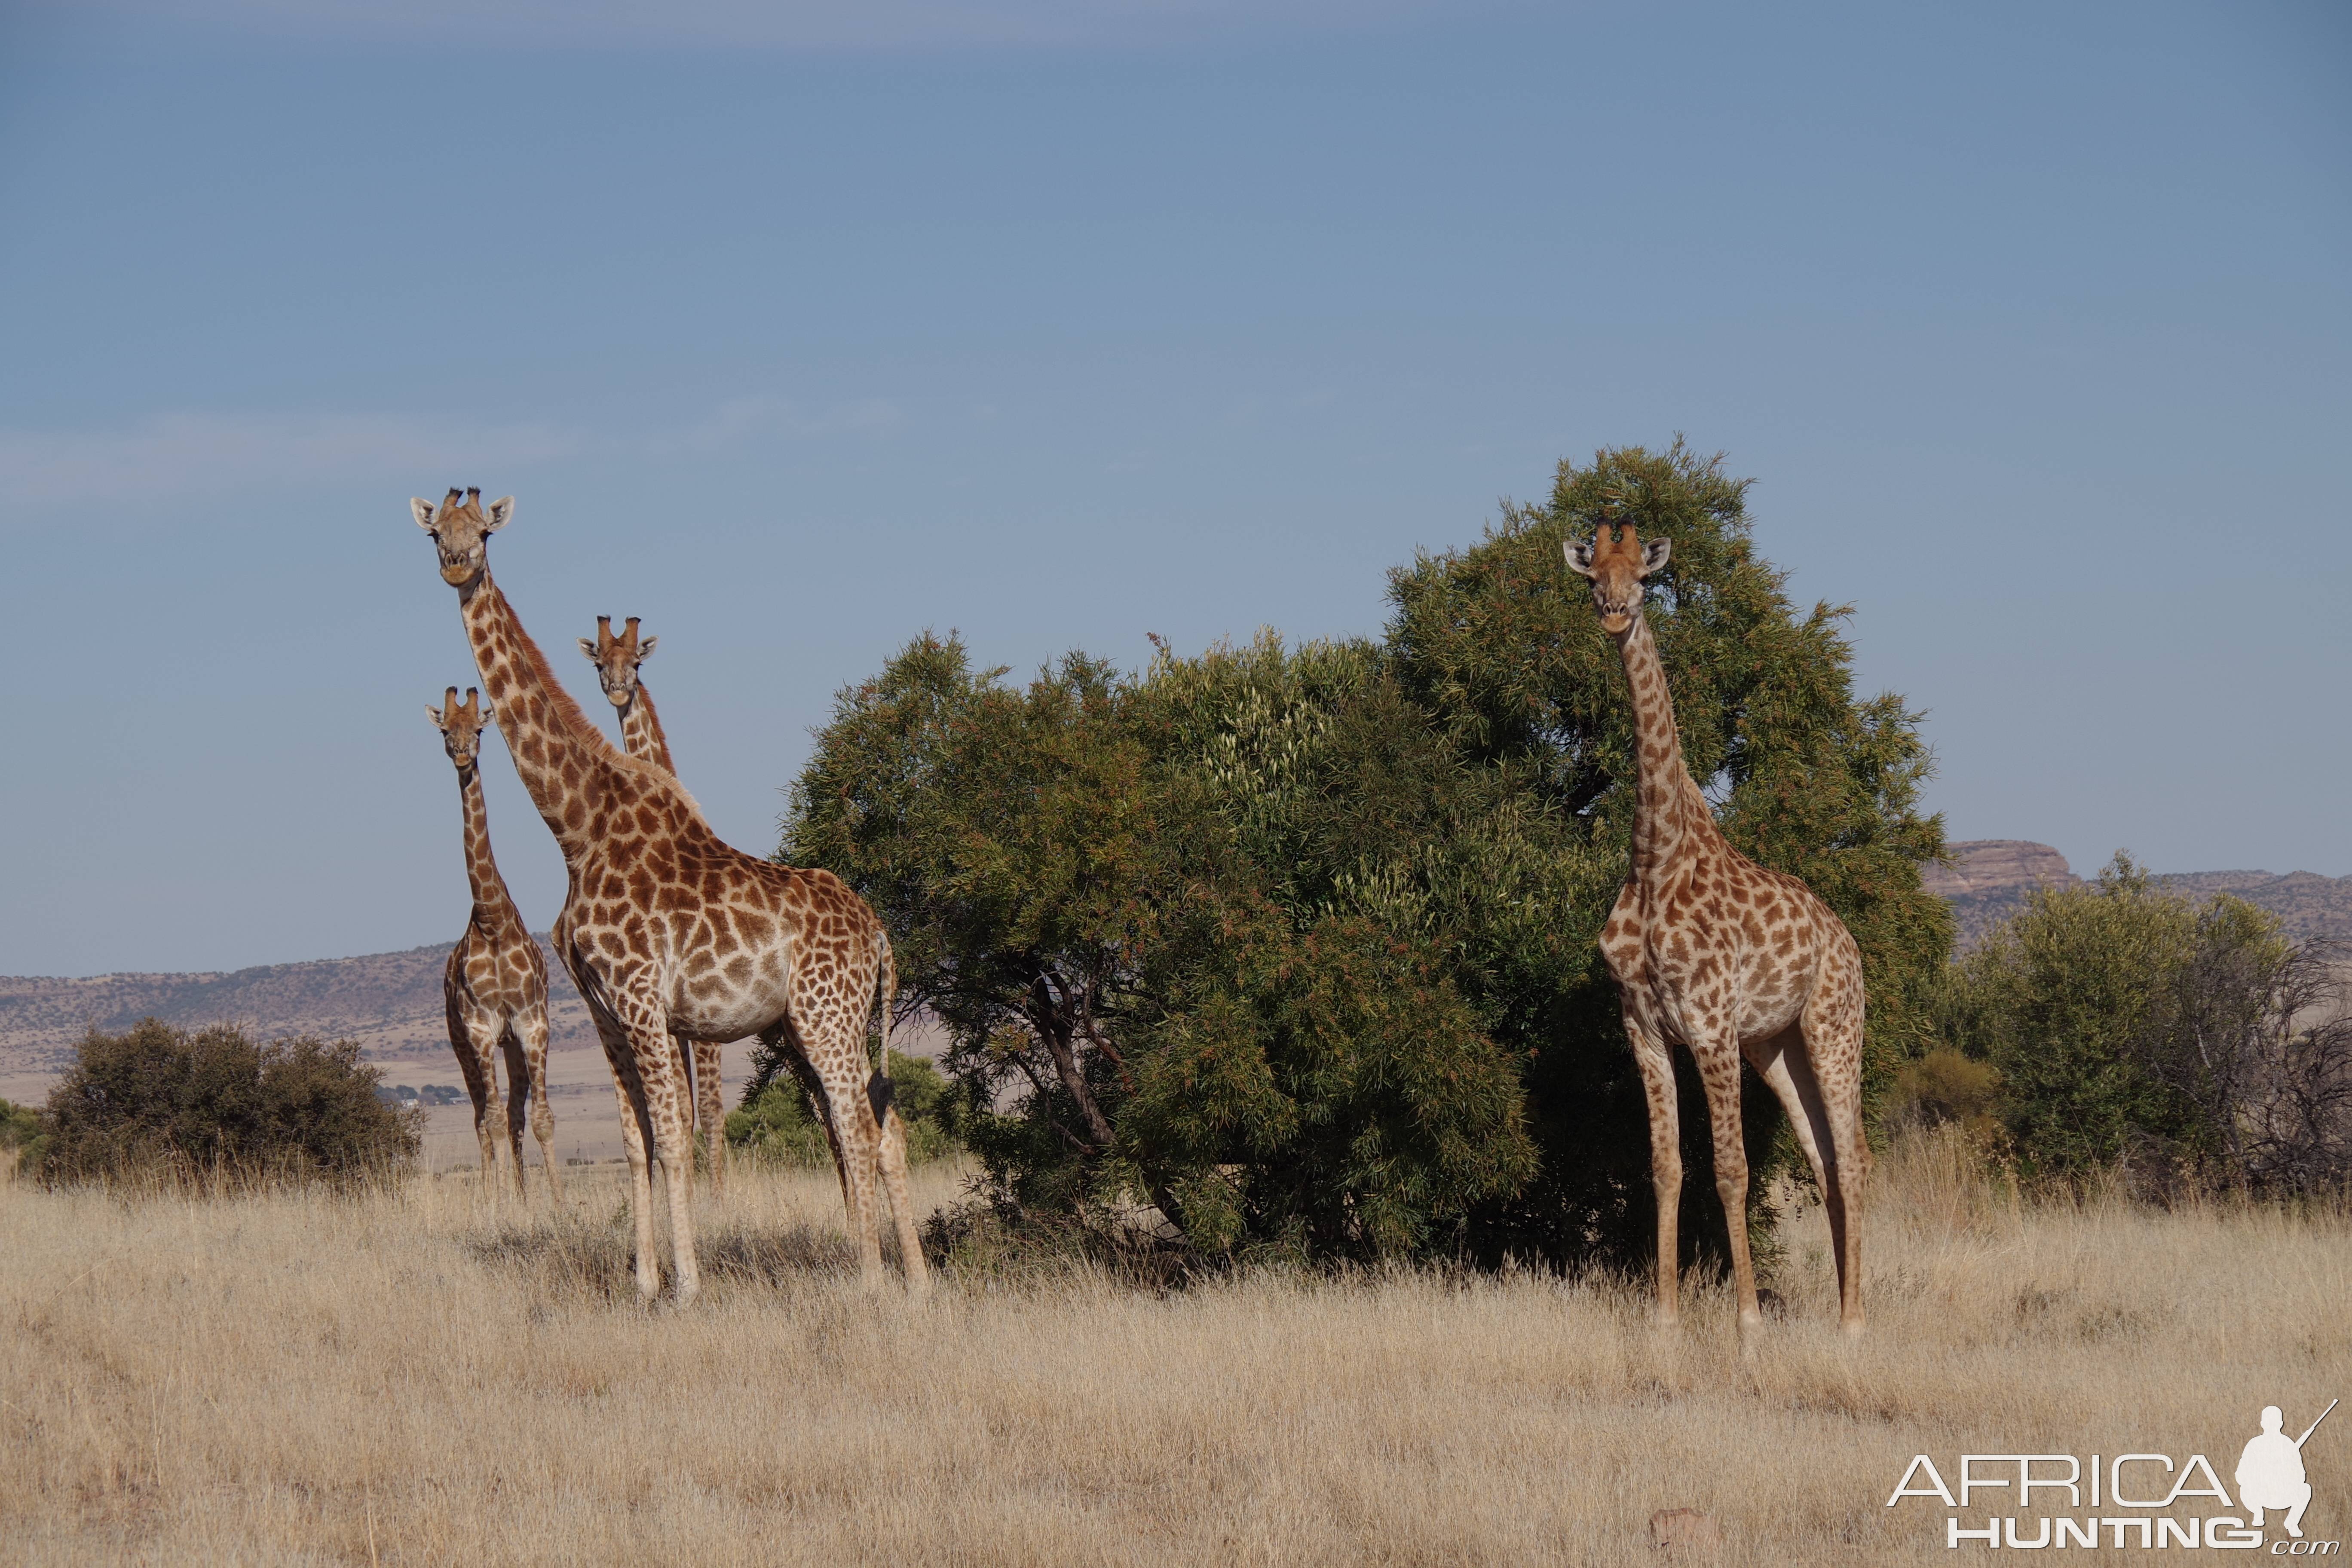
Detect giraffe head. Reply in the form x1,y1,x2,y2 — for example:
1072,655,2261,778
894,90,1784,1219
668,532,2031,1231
426,685,494,770
411,485,514,588
578,615,659,710
1565,520,1671,636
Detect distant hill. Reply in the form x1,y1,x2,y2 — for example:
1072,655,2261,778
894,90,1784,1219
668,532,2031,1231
9,845,2348,1084
1928,841,2352,950
0,939,596,1081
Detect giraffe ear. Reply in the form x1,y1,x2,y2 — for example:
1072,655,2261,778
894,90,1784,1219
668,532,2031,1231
578,637,598,662
636,634,657,660
1564,538,1598,579
426,704,446,729
478,701,496,729
483,495,514,531
411,498,437,530
1641,537,1672,575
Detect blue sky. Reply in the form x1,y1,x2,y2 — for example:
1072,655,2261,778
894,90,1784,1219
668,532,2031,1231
1,0,2346,975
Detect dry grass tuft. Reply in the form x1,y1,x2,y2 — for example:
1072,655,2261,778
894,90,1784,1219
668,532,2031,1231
3,1129,2346,1565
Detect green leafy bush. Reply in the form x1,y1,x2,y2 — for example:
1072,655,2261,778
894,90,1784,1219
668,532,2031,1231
726,1050,959,1166
0,1095,46,1177
1942,856,2352,1191
1882,1048,2005,1144
39,1020,421,1190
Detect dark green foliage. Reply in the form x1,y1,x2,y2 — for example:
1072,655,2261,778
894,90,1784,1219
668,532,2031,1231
1883,1048,2005,1142
1378,441,1950,1262
726,1050,960,1167
40,1020,421,1189
787,442,1949,1266
1947,857,2220,1175
1944,857,2352,1190
0,1095,46,1177
726,1083,832,1166
0,1096,40,1147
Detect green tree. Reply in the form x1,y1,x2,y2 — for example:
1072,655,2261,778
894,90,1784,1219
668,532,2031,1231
1378,441,1950,1260
784,640,1159,1202
787,442,1950,1267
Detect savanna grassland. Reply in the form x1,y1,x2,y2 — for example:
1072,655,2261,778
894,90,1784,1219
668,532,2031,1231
4,1135,2346,1566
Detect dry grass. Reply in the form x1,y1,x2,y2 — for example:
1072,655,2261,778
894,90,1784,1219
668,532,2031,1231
3,1133,2347,1565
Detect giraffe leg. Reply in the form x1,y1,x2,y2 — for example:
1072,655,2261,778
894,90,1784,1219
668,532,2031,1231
1746,1021,1860,1329
499,1026,532,1197
596,985,701,1308
878,1104,930,1298
1619,989,1683,1326
631,1027,702,1309
776,1037,851,1216
1690,1027,1762,1332
593,1016,661,1302
1800,964,1870,1335
671,1037,697,1206
808,1053,887,1289
694,1040,726,1197
454,1006,509,1193
516,1005,563,1202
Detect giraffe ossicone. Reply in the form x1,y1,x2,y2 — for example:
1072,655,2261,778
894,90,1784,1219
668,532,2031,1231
412,489,926,1305
428,682,564,1200
1568,518,1870,1335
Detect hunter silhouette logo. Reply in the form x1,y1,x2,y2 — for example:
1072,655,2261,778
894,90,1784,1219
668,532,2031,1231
1885,1398,2338,1551
2242,1400,2335,1540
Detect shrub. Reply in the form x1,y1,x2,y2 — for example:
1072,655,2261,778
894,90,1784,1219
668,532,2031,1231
40,1020,421,1189
726,1050,960,1167
1882,1048,2005,1144
1942,856,2352,1191
0,1095,46,1178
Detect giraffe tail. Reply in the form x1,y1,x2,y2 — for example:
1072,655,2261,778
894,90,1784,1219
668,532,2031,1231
865,927,897,1132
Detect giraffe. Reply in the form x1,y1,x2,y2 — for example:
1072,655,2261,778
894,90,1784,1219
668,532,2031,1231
426,684,564,1199
579,614,729,1196
1566,519,1868,1334
412,488,925,1305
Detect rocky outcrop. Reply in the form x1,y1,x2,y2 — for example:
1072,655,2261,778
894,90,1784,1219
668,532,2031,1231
1927,841,2084,949
1920,840,2082,902
1929,841,2352,950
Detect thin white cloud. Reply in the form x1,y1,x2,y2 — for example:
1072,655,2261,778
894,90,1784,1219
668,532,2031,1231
0,395,900,503
0,412,583,505
650,395,901,454
53,0,1468,49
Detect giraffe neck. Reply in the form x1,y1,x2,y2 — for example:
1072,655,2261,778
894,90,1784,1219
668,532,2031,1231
456,762,521,928
1615,609,1715,879
458,570,627,862
619,683,676,775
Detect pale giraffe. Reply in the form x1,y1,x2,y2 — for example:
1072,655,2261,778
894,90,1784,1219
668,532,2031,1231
1567,520,1868,1333
579,614,729,1195
413,488,925,1304
426,685,564,1198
